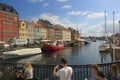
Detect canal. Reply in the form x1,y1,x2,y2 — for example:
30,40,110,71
2,40,112,65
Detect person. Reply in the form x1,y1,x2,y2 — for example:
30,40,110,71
53,58,73,80
97,70,107,80
16,69,26,80
91,64,100,80
23,61,33,80
106,65,113,80
0,65,3,80
111,64,120,80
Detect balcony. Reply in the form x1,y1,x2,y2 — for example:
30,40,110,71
0,60,120,80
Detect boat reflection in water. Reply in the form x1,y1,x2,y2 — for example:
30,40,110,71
42,47,72,64
100,51,112,63
3,54,42,64
42,50,64,64
2,41,112,65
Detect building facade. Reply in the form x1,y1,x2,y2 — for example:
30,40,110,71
40,26,47,40
0,3,19,42
19,20,28,39
47,28,55,40
35,23,42,42
26,21,35,43
63,28,71,41
69,27,80,41
37,19,55,40
53,24,63,40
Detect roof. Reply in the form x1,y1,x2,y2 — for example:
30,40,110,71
64,28,70,31
37,19,53,28
0,3,18,15
19,20,45,28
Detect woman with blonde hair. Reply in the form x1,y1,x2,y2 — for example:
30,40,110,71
23,61,33,80
91,64,100,80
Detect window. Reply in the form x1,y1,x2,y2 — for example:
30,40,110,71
8,16,12,20
14,17,17,21
3,14,8,18
10,22,12,26
37,28,39,32
22,23,25,26
3,21,5,25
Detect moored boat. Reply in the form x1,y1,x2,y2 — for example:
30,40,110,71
84,40,91,44
42,40,64,51
1,48,42,60
99,41,110,52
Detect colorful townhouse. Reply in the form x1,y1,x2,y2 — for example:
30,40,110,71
39,24,47,40
19,20,28,39
26,21,35,44
63,28,71,41
37,19,55,40
0,3,19,42
53,24,63,40
35,23,42,43
69,27,80,41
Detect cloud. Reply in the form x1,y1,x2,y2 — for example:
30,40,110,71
43,3,49,7
62,5,72,9
29,13,87,28
30,13,61,24
82,20,119,37
56,0,68,2
29,13,119,37
87,12,105,19
67,11,89,16
27,0,44,3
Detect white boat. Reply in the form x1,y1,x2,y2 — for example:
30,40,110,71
99,11,110,52
99,42,110,52
1,48,42,60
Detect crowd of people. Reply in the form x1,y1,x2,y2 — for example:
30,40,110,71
53,58,120,80
0,58,119,80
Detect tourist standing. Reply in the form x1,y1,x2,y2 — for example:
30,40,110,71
91,64,100,80
23,61,33,80
0,65,3,80
53,58,73,80
97,70,107,80
111,64,120,80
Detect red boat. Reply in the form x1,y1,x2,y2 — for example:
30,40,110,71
42,40,64,51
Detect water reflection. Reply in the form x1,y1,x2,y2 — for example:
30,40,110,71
2,41,112,65
3,54,42,64
99,52,112,63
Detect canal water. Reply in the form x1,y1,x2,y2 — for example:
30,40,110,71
3,40,112,65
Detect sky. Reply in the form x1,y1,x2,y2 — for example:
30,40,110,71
1,0,120,37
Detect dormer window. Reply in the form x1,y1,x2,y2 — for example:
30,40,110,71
22,24,24,26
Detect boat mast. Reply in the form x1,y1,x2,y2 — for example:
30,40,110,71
104,11,107,41
77,25,79,39
113,11,115,44
119,21,120,33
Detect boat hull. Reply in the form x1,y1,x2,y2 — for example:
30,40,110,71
2,48,42,60
99,44,110,52
42,44,64,51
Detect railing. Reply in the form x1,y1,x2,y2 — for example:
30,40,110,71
0,60,120,80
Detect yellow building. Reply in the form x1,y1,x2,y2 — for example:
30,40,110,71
19,20,28,39
40,27,47,40
63,28,71,41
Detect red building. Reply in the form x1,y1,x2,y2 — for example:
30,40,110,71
0,3,19,42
